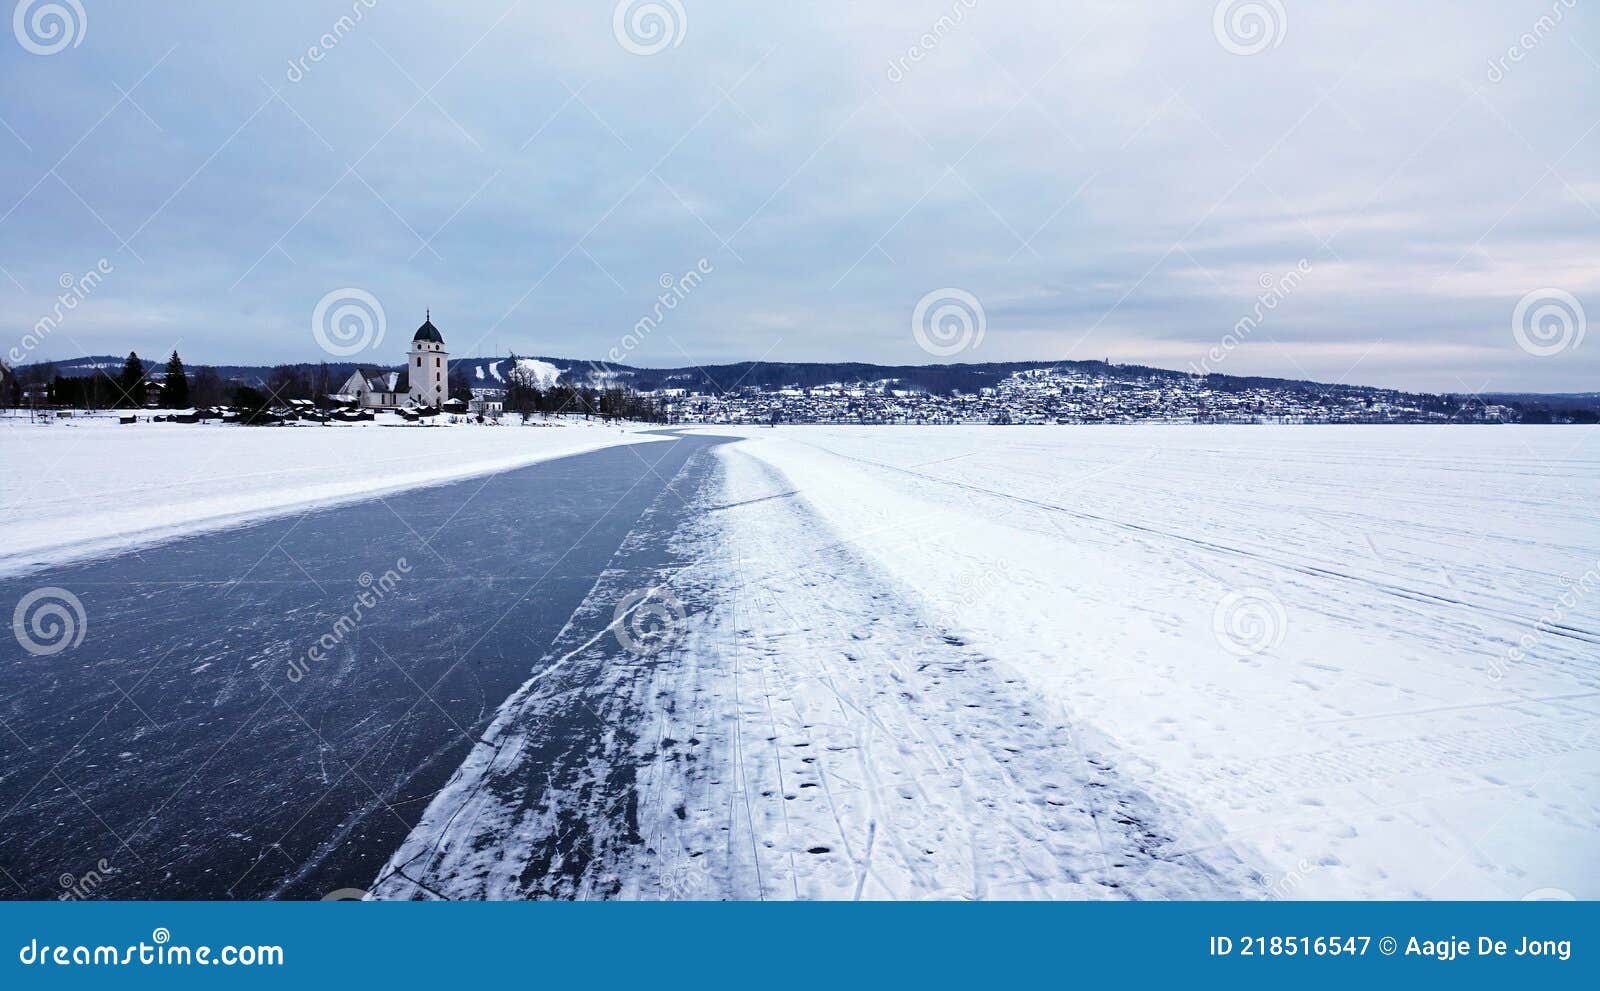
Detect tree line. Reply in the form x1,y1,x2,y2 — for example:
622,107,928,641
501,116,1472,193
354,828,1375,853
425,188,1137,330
5,349,667,422
503,354,665,422
6,351,207,409
3,350,478,410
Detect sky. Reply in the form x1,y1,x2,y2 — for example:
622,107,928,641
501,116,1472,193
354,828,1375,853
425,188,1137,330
0,0,1596,392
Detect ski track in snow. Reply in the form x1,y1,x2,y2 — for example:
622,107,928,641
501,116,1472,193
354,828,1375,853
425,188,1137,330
710,426,1600,900
626,447,1256,899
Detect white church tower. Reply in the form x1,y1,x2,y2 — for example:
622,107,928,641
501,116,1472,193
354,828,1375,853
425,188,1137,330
408,311,448,408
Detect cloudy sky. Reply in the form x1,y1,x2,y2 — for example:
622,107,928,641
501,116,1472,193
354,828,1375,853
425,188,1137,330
1,0,1595,391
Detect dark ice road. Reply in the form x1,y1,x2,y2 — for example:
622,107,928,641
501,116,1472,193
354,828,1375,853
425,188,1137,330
0,431,729,899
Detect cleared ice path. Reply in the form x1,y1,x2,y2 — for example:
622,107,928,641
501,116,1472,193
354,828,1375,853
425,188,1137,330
0,433,723,899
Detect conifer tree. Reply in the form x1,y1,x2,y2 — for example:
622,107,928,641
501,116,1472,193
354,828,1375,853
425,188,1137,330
117,351,146,408
162,350,190,408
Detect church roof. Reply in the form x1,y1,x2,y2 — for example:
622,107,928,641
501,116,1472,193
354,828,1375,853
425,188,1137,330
413,312,443,344
358,369,397,391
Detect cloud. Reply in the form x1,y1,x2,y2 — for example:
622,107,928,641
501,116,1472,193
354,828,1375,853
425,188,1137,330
0,0,1594,392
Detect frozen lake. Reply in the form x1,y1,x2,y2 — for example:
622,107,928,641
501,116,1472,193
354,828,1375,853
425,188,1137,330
695,425,1600,899
0,432,725,899
2,424,1595,900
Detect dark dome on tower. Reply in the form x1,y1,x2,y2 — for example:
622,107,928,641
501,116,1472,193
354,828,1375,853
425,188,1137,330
413,312,443,344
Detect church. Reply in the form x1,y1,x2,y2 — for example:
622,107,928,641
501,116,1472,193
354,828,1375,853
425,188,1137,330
335,313,450,410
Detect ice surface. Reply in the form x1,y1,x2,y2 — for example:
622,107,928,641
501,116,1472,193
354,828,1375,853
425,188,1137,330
0,412,664,577
16,416,1588,899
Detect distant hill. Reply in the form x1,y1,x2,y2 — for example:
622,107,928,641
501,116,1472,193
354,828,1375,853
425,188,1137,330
15,353,1599,419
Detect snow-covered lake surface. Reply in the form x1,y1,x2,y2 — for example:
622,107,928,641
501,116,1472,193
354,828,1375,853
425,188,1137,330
674,425,1600,899
0,412,664,577
3,420,1593,900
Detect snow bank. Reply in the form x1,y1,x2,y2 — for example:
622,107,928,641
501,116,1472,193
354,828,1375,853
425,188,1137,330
0,413,665,577
709,425,1600,899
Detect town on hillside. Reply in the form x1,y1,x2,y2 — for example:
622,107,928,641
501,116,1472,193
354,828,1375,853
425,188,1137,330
4,316,1587,427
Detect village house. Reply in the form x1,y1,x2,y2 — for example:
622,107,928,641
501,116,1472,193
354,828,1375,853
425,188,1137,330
467,389,503,416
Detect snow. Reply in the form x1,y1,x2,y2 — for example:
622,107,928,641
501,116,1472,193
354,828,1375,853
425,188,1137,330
513,358,564,388
623,445,1257,899
683,425,1600,899
0,412,666,578
482,358,564,388
374,434,1258,900
25,414,1586,900
366,424,1597,900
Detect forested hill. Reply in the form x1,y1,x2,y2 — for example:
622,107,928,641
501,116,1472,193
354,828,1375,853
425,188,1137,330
14,353,1599,421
